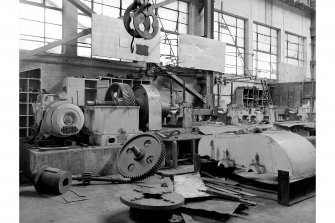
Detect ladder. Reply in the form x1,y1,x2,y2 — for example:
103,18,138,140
261,79,273,106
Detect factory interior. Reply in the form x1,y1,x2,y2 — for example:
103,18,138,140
2,0,332,222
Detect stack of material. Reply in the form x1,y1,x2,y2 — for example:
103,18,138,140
172,173,252,222
202,177,277,201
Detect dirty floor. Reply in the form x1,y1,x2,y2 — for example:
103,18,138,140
20,179,315,223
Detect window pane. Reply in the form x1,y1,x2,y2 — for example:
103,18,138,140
237,37,244,47
271,46,277,54
178,24,187,34
20,19,44,36
45,24,62,39
160,19,177,31
237,19,244,28
101,5,120,17
46,0,63,9
159,8,178,20
179,1,188,13
45,9,62,25
78,15,91,29
258,34,270,44
122,0,134,9
237,28,244,38
163,2,178,10
258,43,270,52
222,14,236,26
20,39,44,50
258,25,270,35
20,4,44,21
179,12,188,24
103,0,120,7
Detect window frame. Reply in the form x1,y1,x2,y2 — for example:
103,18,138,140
253,23,278,80
214,10,245,76
284,32,305,67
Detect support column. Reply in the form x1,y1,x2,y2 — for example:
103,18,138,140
204,0,215,109
62,0,78,56
244,18,254,76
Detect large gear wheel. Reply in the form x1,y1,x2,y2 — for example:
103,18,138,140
105,83,135,106
117,133,165,181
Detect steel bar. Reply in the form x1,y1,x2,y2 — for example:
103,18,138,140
151,0,178,9
68,0,96,17
20,29,91,60
167,72,205,103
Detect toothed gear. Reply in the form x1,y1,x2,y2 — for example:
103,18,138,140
117,133,165,181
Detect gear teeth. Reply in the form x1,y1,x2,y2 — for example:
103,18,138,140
117,133,165,180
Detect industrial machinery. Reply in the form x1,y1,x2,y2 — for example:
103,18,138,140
198,131,315,181
225,105,276,125
84,83,140,146
120,187,185,220
133,84,163,131
116,133,165,181
32,93,84,138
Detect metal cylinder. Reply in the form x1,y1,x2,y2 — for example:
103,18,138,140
33,165,72,195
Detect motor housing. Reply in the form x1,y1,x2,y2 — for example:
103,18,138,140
33,94,84,138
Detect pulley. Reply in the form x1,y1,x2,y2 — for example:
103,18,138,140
123,0,159,40
104,83,136,106
116,133,165,180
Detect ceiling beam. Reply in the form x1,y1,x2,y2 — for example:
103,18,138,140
152,0,178,9
20,28,92,60
68,0,96,17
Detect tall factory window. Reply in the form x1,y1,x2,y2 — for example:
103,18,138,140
285,33,304,66
19,0,63,54
155,0,189,66
214,12,245,76
253,24,278,79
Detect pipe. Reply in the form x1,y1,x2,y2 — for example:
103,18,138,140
204,0,214,39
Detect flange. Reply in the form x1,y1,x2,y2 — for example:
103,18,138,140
120,187,185,211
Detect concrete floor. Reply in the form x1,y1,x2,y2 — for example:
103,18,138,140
20,179,315,223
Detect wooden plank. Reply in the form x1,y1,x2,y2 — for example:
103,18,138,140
68,0,96,17
20,29,91,60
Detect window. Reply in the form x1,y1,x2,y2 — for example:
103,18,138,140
253,24,278,79
19,0,63,54
285,33,304,66
155,0,189,66
214,12,245,75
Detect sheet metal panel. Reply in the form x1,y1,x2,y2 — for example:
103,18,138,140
178,34,226,72
92,14,160,63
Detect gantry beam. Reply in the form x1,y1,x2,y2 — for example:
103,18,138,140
20,29,91,60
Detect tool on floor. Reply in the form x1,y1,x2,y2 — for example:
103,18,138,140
116,133,165,181
32,165,72,195
120,187,185,221
72,172,131,185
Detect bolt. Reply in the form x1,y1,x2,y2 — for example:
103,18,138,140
129,145,145,160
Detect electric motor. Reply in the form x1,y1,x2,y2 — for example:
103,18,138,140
34,94,84,138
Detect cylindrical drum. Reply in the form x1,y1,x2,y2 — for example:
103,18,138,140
33,165,72,194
